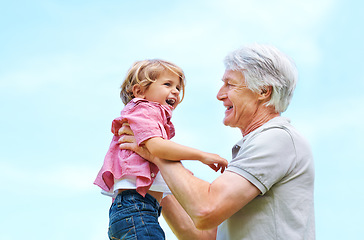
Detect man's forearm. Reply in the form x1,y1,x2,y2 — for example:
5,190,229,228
157,160,219,229
161,195,217,240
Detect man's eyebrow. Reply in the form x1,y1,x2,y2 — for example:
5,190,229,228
222,77,232,82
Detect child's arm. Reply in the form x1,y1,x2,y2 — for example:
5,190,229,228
143,137,228,172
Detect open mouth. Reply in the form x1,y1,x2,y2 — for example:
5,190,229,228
166,99,176,107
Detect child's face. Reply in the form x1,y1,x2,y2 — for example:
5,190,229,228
142,71,182,109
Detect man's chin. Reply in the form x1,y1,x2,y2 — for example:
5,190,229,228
223,119,232,127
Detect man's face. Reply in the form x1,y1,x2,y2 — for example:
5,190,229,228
216,70,260,130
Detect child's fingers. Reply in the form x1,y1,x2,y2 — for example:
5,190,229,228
208,164,219,172
220,158,228,166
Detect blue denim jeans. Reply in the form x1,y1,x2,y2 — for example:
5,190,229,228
108,190,165,240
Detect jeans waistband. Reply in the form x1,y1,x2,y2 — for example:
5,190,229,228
115,190,161,212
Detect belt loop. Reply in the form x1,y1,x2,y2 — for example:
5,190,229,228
117,193,122,207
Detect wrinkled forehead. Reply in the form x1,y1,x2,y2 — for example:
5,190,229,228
222,69,246,84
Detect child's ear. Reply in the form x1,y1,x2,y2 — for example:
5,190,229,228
132,84,145,99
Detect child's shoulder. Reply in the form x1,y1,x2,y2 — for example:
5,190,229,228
128,98,159,109
122,98,160,113
123,98,172,118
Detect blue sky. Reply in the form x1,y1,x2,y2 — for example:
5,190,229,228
1,0,363,239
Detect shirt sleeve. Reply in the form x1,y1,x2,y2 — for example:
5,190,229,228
124,102,165,145
227,127,297,195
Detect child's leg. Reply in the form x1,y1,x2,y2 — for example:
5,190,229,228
108,190,165,240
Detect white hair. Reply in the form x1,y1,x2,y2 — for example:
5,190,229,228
224,44,298,113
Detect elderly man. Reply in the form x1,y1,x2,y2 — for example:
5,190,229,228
119,44,315,239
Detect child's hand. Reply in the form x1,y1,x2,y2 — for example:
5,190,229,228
201,153,228,173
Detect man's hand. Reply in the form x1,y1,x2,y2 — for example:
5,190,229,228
118,123,160,165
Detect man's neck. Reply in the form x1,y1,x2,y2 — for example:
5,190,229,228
241,107,280,136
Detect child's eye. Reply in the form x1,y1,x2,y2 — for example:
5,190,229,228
164,82,171,86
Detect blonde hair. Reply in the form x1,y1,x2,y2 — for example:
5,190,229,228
120,59,186,105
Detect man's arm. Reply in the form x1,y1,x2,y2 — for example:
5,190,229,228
118,124,260,229
157,160,260,229
161,195,217,240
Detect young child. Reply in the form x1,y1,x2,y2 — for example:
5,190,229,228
94,59,227,240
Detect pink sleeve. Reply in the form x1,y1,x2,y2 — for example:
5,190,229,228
124,102,165,145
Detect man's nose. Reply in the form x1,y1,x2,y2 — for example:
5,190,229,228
217,86,226,100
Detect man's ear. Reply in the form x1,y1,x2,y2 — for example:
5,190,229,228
132,84,145,99
258,86,272,100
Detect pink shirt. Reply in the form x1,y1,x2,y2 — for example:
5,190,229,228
94,98,175,197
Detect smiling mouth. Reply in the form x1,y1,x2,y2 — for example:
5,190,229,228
166,99,176,106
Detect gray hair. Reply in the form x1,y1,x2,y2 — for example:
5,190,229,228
224,44,298,113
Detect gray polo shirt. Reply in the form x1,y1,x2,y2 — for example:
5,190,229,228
217,117,315,240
